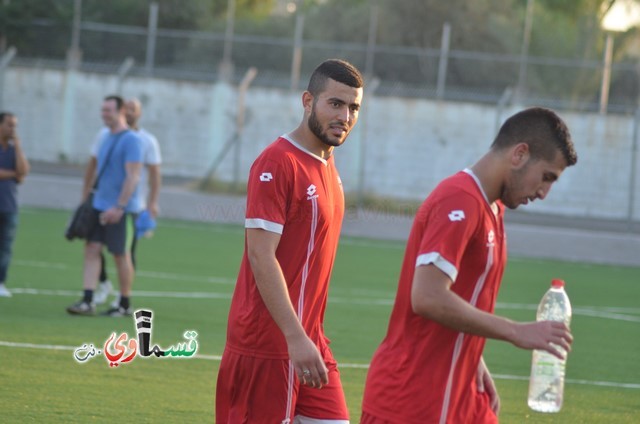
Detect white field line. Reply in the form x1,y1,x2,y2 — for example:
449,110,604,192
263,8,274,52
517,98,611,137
9,287,640,323
14,259,235,285
10,287,232,299
15,260,640,314
11,259,640,323
0,340,638,390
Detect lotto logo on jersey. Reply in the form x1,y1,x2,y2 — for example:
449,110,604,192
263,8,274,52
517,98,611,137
307,184,319,200
448,210,465,222
487,230,495,247
259,172,273,182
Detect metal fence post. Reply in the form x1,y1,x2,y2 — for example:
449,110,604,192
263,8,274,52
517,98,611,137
0,46,17,110
290,0,304,92
219,0,236,81
599,32,614,115
515,0,534,103
364,2,379,80
495,87,513,134
629,107,640,228
436,22,451,100
117,57,135,94
67,0,82,69
356,77,380,212
145,2,159,76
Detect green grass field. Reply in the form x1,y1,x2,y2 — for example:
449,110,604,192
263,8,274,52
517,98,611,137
1,208,639,423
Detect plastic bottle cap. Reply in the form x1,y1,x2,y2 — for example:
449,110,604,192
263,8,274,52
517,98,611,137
551,279,565,288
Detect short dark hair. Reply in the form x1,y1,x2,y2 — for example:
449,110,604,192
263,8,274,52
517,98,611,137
0,112,14,124
307,59,364,96
492,107,578,166
104,95,125,110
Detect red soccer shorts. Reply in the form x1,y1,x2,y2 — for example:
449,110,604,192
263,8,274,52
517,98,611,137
216,347,349,423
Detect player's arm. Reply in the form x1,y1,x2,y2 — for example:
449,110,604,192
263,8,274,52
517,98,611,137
101,161,141,224
411,265,573,358
0,135,27,181
477,355,500,414
0,169,16,180
146,163,161,217
82,157,97,201
117,161,142,207
246,228,328,389
12,135,30,183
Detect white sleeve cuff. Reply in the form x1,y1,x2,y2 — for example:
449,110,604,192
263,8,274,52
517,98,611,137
416,252,458,282
245,218,284,234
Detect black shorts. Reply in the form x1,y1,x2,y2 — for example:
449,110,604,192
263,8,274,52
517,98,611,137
87,209,137,255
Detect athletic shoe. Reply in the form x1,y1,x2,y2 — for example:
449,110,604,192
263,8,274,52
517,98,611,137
110,293,122,309
0,284,11,297
93,280,113,305
66,300,96,316
101,306,132,317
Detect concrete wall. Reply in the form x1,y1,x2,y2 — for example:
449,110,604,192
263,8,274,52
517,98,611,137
4,66,640,221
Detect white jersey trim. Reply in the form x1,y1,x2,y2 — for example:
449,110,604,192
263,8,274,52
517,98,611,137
463,168,500,216
463,168,489,204
282,134,328,166
293,416,349,424
439,238,495,423
284,197,319,423
245,218,283,234
416,252,458,282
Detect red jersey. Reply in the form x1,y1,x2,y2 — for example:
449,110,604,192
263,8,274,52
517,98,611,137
225,135,344,359
362,170,507,424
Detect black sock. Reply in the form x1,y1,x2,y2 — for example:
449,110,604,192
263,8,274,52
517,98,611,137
120,296,130,310
99,253,108,282
83,289,93,303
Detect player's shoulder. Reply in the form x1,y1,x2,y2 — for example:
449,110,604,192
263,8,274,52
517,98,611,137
137,128,159,143
431,171,482,202
122,129,142,143
254,136,298,165
249,137,298,182
421,171,487,219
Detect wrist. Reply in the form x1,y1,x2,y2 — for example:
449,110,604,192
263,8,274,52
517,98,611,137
283,326,308,344
115,204,126,211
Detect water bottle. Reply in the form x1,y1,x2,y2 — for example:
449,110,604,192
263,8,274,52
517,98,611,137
527,279,572,413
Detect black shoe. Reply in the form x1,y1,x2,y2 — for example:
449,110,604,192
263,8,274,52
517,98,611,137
101,306,132,317
66,300,96,316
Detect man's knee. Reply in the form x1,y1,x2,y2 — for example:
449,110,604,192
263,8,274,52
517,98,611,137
85,242,102,257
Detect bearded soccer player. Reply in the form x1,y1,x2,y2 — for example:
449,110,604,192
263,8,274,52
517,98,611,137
361,107,578,424
216,59,364,424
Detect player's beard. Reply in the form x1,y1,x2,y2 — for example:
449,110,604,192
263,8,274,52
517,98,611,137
307,107,348,148
502,165,529,209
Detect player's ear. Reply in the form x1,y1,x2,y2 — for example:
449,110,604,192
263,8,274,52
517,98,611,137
302,91,314,114
511,142,530,169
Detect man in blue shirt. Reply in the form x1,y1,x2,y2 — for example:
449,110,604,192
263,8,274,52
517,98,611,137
66,95,143,316
92,97,162,307
0,112,30,297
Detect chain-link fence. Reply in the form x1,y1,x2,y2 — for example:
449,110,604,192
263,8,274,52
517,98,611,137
3,7,640,113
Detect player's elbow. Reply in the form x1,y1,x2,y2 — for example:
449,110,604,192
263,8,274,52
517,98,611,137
411,291,440,319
